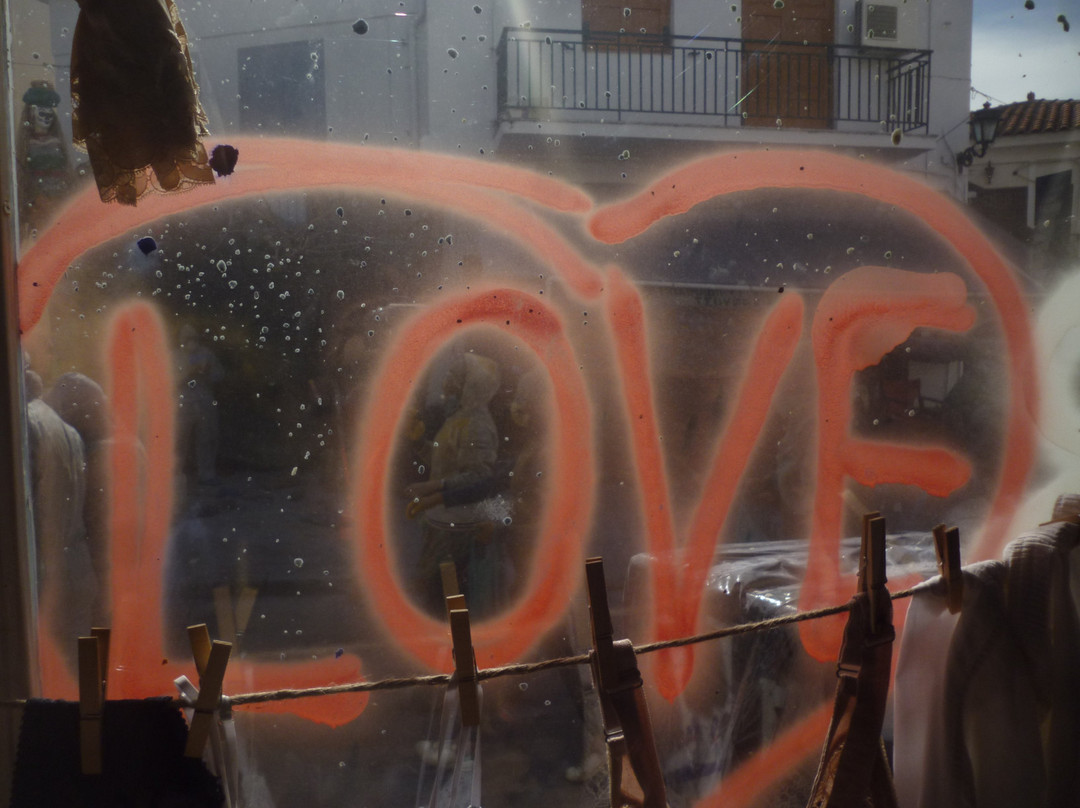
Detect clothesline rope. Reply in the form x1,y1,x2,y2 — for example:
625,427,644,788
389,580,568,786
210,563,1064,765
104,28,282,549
0,585,921,709
223,584,920,707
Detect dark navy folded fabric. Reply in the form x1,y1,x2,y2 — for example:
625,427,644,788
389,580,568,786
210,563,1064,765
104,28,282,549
11,697,223,808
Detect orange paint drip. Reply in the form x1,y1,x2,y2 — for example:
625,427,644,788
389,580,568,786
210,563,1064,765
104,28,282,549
602,269,684,691
352,287,594,670
604,268,677,559
605,271,805,700
104,303,176,698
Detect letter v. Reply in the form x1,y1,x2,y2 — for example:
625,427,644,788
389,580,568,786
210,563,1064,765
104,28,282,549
604,268,805,700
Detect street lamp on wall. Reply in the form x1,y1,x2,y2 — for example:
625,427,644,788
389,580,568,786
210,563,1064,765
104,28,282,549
957,103,1004,169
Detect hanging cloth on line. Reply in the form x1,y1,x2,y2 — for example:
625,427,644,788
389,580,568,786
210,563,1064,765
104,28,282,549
598,639,669,808
176,675,240,808
70,0,215,205
805,587,899,808
893,517,1080,808
10,698,224,807
421,685,483,808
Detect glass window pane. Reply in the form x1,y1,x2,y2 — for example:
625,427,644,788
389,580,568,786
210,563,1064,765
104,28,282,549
2,0,1078,805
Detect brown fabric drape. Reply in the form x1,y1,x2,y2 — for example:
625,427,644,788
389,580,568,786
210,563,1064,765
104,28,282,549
71,0,214,205
806,589,899,808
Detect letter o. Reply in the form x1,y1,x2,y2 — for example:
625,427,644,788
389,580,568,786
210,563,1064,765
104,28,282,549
350,287,594,670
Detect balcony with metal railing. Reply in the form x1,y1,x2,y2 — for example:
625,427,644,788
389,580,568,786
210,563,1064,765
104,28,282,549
496,27,931,134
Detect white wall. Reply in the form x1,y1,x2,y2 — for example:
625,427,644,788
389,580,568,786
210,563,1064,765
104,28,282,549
34,0,974,173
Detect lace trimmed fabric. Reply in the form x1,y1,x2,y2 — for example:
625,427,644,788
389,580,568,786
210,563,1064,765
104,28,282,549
71,0,214,206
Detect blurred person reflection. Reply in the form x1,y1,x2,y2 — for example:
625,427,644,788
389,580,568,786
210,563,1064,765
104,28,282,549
17,80,73,234
404,353,501,616
176,324,224,486
25,357,95,661
42,372,111,624
502,369,547,558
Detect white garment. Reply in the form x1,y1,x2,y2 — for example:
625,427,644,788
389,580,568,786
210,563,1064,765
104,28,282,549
893,521,1080,808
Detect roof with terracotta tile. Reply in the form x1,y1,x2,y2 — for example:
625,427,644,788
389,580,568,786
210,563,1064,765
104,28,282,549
992,98,1080,136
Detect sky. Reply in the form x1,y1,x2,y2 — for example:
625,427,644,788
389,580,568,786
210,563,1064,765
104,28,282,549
971,0,1080,106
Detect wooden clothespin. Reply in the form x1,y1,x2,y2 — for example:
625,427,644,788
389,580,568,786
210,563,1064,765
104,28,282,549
859,513,887,634
932,523,964,614
185,623,232,758
807,518,897,806
78,627,110,775
585,557,668,808
447,599,481,727
586,558,618,694
446,592,466,624
440,561,461,600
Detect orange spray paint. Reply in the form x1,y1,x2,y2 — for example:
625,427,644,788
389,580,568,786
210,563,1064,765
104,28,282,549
19,143,1036,786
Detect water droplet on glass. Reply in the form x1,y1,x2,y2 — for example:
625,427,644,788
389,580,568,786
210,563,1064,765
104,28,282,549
519,682,529,691
294,558,304,568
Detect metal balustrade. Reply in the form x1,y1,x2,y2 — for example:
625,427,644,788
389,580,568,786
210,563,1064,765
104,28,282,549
496,28,931,133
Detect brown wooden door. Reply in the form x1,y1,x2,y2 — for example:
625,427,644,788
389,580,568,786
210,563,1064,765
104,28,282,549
742,0,834,128
583,0,671,45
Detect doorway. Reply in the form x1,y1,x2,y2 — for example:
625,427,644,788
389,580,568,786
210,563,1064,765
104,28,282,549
741,0,834,128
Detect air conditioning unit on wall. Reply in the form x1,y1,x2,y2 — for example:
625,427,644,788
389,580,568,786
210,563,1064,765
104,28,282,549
855,0,923,50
